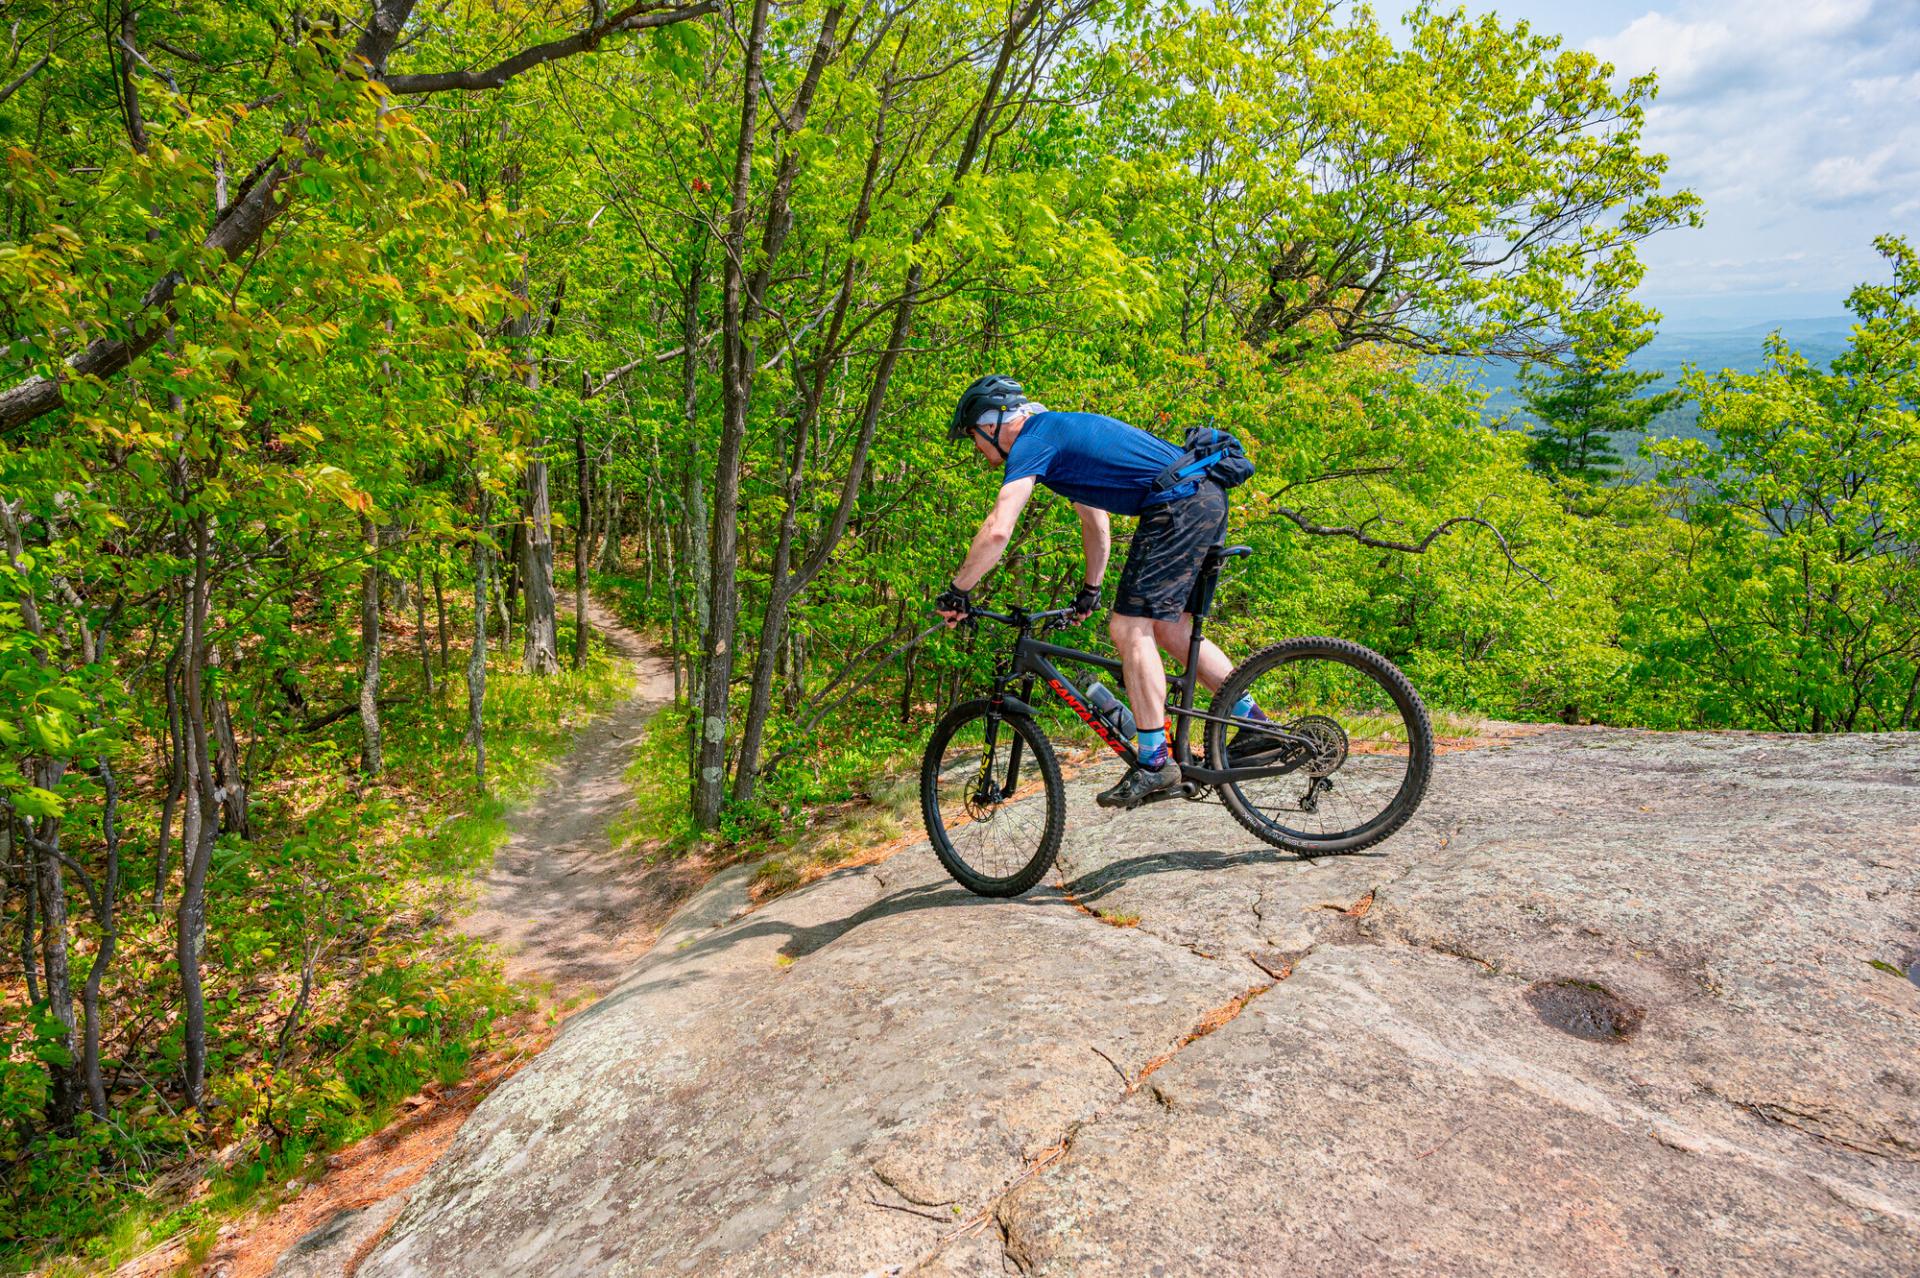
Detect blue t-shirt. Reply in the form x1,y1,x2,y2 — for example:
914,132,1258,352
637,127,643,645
1000,411,1193,516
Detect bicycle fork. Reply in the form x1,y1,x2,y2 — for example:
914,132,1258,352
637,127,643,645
978,683,1031,805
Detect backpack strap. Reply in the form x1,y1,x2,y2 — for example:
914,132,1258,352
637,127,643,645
1175,450,1224,480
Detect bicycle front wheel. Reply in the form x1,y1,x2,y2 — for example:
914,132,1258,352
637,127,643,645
920,699,1066,897
1206,637,1433,855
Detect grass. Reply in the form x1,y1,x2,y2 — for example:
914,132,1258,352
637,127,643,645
8,619,629,1274
742,782,917,905
610,702,699,857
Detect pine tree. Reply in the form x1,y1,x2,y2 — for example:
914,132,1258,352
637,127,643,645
1521,350,1680,482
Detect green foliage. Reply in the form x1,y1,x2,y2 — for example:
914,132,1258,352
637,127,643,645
0,627,621,1261
1638,237,1920,731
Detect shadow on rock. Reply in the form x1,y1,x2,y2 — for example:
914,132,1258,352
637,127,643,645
1059,843,1382,907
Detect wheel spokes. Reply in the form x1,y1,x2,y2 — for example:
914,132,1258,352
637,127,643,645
932,718,1050,881
1224,656,1416,841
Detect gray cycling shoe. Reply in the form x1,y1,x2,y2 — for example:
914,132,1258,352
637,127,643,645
1226,722,1285,764
1095,760,1184,809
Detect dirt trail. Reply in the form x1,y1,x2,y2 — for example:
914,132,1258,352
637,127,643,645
134,596,694,1278
457,593,682,998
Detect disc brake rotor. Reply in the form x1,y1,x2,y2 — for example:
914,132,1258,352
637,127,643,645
964,752,1003,820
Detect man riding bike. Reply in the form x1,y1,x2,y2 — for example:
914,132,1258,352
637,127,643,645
935,375,1271,809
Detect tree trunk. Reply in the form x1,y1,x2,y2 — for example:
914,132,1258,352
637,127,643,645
81,759,122,1119
641,512,656,603
5,817,37,1006
153,641,184,910
596,484,621,573
26,794,81,1128
358,513,384,777
734,582,795,803
787,624,806,712
0,495,80,1123
433,566,450,671
177,510,219,1112
519,278,566,676
503,516,523,649
694,0,772,827
210,655,249,837
467,494,492,791
415,570,437,698
495,522,515,653
521,457,560,674
573,414,591,669
899,642,918,724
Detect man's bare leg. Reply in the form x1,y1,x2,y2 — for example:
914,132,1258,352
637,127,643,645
1109,613,1167,730
1150,614,1234,693
1098,611,1184,805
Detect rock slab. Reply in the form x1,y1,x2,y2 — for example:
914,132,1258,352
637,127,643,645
364,729,1920,1276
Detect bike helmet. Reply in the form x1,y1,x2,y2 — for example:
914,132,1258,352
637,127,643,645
948,374,1027,443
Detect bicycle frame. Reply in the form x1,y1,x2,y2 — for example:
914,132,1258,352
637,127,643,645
970,545,1319,790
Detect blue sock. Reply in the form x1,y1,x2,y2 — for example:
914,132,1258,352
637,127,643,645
1137,725,1169,768
1232,695,1268,722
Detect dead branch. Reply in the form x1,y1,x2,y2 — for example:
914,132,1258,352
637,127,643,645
1267,503,1552,592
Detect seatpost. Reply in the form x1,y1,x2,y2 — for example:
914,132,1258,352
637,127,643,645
1189,545,1224,631
1184,553,1215,691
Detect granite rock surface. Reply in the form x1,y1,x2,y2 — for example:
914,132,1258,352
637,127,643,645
360,729,1920,1276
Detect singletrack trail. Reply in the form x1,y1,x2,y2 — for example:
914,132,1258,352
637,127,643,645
161,596,699,1278
456,593,683,997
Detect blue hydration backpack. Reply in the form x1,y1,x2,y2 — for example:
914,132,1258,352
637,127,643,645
1151,423,1255,494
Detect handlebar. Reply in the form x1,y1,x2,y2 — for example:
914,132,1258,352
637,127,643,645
930,603,1079,632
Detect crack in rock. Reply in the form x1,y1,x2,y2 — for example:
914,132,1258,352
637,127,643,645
1716,1093,1920,1164
902,967,1305,1274
872,1165,963,1209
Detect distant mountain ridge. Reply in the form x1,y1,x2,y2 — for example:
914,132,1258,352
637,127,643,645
1453,316,1856,466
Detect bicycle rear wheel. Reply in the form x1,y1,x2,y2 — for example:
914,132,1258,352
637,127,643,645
1206,637,1432,855
921,699,1066,897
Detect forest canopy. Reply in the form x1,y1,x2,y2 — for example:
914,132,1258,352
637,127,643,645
2,0,1915,1262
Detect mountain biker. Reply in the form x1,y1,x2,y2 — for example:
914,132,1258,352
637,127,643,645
935,375,1271,808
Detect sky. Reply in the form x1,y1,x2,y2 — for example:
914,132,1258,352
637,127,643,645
1377,0,1920,329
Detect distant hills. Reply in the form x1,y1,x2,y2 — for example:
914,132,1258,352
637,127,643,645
1453,316,1858,467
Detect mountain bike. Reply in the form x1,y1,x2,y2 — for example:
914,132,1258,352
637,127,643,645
920,543,1434,897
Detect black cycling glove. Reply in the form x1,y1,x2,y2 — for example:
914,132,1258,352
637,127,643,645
935,583,972,616
1071,582,1101,620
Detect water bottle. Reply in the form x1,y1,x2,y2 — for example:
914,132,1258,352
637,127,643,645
1085,680,1136,743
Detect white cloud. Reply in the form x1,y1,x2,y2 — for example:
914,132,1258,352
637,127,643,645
1808,144,1901,203
1591,0,1872,99
1849,70,1920,102
1585,0,1920,313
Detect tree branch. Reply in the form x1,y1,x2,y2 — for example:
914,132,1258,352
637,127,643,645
1267,504,1552,592
298,696,407,734
0,53,48,107
0,0,718,436
757,622,944,775
380,0,719,93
